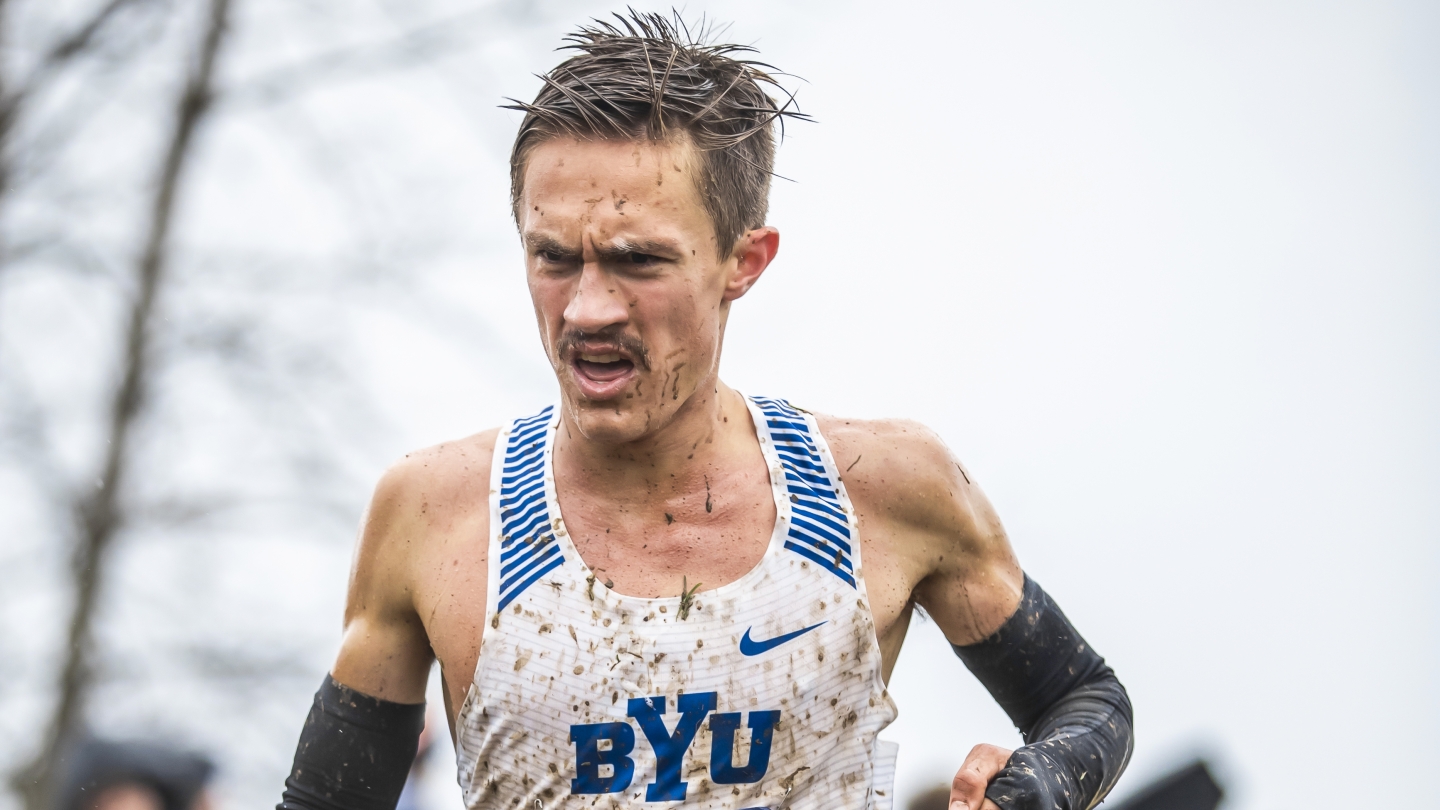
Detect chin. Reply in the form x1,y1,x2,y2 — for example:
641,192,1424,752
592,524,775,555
564,394,664,444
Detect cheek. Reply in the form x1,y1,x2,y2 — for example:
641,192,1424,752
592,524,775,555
528,274,570,327
642,287,721,354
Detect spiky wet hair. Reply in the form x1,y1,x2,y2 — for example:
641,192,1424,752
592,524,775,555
505,10,806,255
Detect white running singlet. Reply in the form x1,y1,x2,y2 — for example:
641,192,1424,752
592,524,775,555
455,396,899,810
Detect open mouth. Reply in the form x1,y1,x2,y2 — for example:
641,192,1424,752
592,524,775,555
571,351,637,397
575,353,634,380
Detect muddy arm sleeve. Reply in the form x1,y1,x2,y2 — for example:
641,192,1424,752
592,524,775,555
277,675,425,810
952,575,1133,810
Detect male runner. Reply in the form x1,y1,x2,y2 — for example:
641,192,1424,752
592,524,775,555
278,12,1131,810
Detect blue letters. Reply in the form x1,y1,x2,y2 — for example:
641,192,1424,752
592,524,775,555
627,693,718,801
709,710,780,784
570,722,636,794
571,694,779,801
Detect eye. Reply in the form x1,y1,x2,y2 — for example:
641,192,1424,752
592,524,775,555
628,252,658,265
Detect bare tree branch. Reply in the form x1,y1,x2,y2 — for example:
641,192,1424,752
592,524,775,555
2,0,154,114
45,0,141,63
0,3,548,805
224,1,527,108
0,362,75,512
0,0,159,272
8,0,234,806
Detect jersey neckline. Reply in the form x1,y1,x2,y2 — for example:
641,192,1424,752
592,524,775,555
539,394,792,606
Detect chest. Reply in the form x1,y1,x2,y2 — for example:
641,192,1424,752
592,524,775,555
556,465,778,601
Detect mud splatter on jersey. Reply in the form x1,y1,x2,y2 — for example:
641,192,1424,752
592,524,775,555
455,396,899,810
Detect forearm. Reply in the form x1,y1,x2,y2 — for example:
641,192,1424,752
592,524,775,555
953,575,1133,810
277,675,425,810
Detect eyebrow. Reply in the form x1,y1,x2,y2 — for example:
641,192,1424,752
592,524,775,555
523,233,683,261
594,238,682,261
524,233,579,258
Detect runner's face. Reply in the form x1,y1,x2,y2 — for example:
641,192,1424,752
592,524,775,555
519,137,750,443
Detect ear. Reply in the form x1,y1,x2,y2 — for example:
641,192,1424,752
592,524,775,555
722,227,780,302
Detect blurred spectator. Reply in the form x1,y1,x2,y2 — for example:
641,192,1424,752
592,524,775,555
54,738,214,810
1108,760,1223,810
907,784,952,810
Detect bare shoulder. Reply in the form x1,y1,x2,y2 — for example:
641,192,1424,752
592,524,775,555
352,427,503,599
815,413,1021,645
371,428,503,526
815,414,979,536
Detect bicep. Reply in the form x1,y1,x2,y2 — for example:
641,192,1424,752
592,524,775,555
909,462,1025,647
330,469,435,703
332,614,433,703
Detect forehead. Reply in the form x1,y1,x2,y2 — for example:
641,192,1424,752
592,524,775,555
519,137,714,244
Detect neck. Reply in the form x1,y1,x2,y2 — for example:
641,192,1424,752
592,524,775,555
554,381,754,501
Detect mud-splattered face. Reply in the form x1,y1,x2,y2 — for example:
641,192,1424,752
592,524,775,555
520,137,765,444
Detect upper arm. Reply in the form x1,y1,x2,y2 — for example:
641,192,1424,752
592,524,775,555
834,418,1025,647
330,455,438,703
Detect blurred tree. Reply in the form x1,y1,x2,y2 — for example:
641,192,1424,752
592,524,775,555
7,2,233,807
0,0,551,807
0,0,156,259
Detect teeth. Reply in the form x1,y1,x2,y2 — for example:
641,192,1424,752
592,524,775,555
579,353,622,363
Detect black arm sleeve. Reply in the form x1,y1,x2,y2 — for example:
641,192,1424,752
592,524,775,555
952,575,1133,810
277,674,425,810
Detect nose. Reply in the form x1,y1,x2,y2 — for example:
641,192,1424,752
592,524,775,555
563,262,629,333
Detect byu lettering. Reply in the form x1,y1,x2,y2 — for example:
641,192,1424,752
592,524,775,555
571,722,636,794
569,691,782,799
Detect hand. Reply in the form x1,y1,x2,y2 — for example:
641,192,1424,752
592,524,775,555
949,743,1014,810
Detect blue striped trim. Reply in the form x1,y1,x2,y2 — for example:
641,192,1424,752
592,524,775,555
790,507,853,553
496,557,564,612
784,541,856,587
499,480,544,513
495,406,564,612
774,448,827,475
500,540,560,581
753,396,857,589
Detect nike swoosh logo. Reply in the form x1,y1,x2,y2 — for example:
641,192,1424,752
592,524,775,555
739,621,827,656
